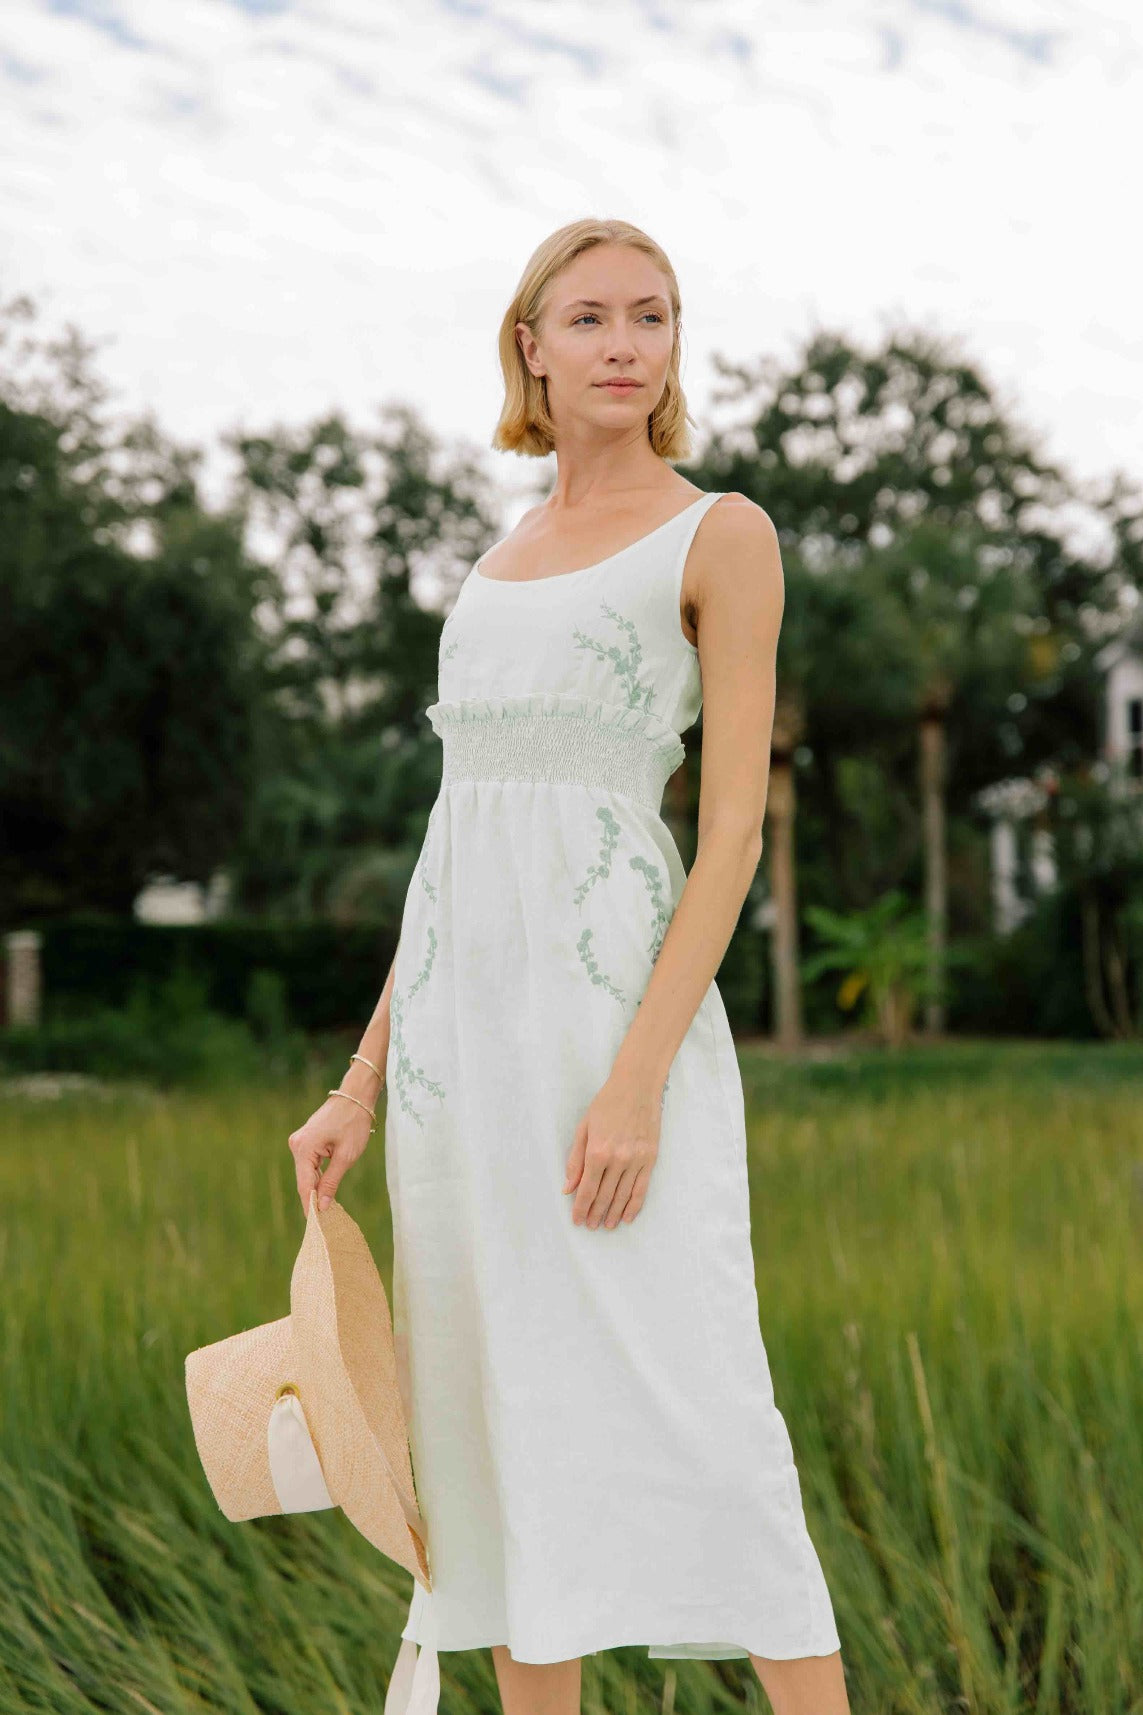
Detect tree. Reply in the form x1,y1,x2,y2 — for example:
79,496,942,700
222,403,501,916
682,325,1119,1037
0,296,266,918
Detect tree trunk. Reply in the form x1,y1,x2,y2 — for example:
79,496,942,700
767,755,801,1050
919,710,947,1034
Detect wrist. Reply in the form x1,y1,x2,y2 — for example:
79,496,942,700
340,1059,384,1100
610,1040,669,1098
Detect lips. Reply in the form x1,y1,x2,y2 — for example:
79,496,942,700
597,382,641,392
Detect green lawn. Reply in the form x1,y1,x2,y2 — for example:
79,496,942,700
2,1039,1141,1714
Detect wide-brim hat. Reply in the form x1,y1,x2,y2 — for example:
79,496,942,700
185,1186,432,1593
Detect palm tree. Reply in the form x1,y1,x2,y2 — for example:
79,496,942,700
767,688,805,1049
861,520,1055,1032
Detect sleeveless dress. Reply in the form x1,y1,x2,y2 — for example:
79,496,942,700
382,491,841,1714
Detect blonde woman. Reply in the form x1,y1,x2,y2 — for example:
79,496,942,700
290,217,850,1715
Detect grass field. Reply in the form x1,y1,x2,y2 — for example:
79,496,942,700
2,1039,1141,1714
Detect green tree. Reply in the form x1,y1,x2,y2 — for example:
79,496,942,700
222,403,500,916
0,297,266,919
682,326,1119,1036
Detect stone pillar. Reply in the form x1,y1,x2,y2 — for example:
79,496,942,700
4,930,43,1029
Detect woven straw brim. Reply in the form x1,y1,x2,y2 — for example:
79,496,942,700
186,1314,301,1522
291,1196,432,1588
184,1195,431,1591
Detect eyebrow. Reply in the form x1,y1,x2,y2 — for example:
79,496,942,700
562,295,669,311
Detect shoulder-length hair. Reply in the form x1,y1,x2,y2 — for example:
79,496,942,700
491,217,695,461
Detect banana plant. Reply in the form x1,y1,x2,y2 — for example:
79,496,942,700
801,890,955,1048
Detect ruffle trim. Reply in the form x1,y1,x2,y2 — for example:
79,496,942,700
424,690,685,773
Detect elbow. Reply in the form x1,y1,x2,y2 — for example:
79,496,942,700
699,816,765,873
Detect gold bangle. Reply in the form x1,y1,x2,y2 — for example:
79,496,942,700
328,1088,377,1132
350,1052,385,1085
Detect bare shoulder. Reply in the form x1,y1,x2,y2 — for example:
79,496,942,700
698,492,779,564
683,492,782,629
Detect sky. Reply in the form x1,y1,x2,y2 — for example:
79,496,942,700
2,0,1140,529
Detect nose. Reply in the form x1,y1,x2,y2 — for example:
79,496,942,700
602,330,637,363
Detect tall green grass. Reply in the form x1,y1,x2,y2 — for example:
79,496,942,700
2,1040,1141,1713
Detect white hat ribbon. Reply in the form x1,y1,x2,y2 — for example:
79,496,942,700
266,1384,438,1713
383,1592,440,1715
266,1387,336,1513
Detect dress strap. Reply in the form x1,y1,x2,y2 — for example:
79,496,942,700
669,491,728,637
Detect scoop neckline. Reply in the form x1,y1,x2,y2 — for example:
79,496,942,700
471,491,718,589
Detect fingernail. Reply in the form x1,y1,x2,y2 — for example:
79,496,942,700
319,1194,330,1210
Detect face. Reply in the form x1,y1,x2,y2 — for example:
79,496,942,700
516,243,677,436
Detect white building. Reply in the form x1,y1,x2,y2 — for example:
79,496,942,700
976,618,1142,933
133,867,233,924
1096,619,1143,783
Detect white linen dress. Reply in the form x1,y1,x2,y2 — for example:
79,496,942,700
382,491,841,1714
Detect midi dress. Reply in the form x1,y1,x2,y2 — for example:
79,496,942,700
382,490,841,1713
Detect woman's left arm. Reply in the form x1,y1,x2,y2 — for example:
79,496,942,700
564,496,783,1228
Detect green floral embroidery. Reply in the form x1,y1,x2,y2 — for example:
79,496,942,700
439,609,460,664
388,984,445,1129
629,854,670,963
572,807,621,906
570,808,625,1001
406,923,438,997
390,841,445,1126
573,600,656,711
575,925,625,1003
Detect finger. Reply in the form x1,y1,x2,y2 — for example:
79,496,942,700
293,1133,333,1214
295,1149,325,1215
602,1166,640,1229
315,1141,363,1210
583,1161,625,1229
563,1118,588,1193
571,1151,606,1225
621,1165,651,1223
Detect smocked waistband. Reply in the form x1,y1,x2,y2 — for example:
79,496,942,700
424,692,686,812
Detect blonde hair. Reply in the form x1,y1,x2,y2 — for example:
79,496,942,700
491,217,695,460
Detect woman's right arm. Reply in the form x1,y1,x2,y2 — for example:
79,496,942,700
287,939,400,1215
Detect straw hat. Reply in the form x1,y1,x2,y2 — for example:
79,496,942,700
184,1186,432,1594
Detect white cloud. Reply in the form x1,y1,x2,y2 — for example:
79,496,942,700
1,0,1139,518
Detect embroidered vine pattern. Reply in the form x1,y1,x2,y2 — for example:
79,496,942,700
568,808,679,1097
572,600,656,712
406,923,438,998
569,807,624,1000
629,854,670,963
388,982,446,1129
572,806,621,906
575,925,626,1003
390,846,446,1126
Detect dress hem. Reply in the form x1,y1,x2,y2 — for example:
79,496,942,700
399,1613,841,1664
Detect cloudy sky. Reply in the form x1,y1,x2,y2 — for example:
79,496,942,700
2,0,1139,523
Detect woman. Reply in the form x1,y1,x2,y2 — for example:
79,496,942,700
289,217,851,1715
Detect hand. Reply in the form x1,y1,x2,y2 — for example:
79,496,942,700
288,1086,375,1218
563,1069,662,1229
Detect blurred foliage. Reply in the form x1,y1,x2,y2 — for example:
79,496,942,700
3,290,1143,1038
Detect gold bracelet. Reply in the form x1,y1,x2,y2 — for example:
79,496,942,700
328,1088,377,1132
350,1052,385,1086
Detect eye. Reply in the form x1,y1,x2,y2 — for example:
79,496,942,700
572,312,665,326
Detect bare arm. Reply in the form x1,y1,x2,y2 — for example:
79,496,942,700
344,941,400,1101
563,497,781,1228
614,497,778,1087
288,937,400,1214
